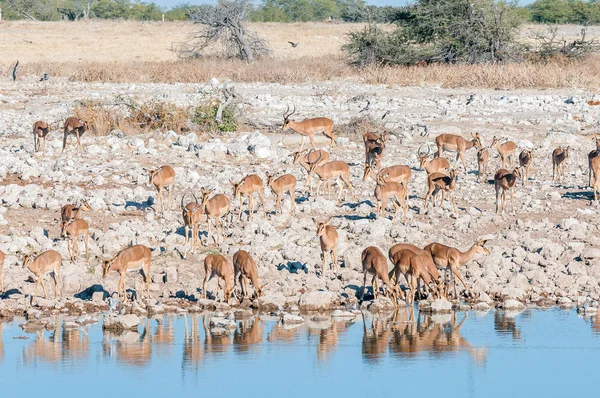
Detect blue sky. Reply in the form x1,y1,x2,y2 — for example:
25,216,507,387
153,0,535,9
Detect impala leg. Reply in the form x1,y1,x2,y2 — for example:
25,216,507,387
43,137,47,155
238,195,244,221
249,194,255,221
168,184,173,210
458,151,467,172
76,133,83,155
309,134,316,149
62,132,68,154
372,275,378,299
41,277,49,300
327,180,332,201
451,264,469,296
451,192,457,213
54,267,61,299
495,187,500,214
242,276,249,300
299,136,306,152
501,190,506,214
342,174,355,201
85,233,89,263
332,247,338,273
34,133,38,152
202,272,210,299
260,190,266,218
290,189,296,215
33,278,41,304
321,249,326,270
362,270,368,300
184,225,190,258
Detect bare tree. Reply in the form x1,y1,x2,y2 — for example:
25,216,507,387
173,0,270,63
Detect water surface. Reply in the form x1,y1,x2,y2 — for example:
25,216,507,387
0,309,598,397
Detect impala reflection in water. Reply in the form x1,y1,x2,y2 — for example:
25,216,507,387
2,309,599,397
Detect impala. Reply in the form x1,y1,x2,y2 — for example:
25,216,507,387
232,174,266,221
62,117,88,154
233,250,265,300
102,245,151,300
494,167,521,215
0,249,4,293
434,133,482,171
388,248,428,305
200,188,230,245
33,121,51,154
61,200,92,224
388,243,444,300
476,136,499,182
374,173,408,222
266,172,296,215
144,165,175,214
307,153,355,202
283,104,335,151
424,169,458,213
202,253,234,304
418,144,450,175
61,218,90,263
518,149,533,185
181,191,203,258
292,149,329,194
361,246,400,302
424,240,490,298
588,137,600,186
22,250,62,303
552,146,569,183
315,219,338,272
493,138,517,169
590,156,600,204
364,131,386,170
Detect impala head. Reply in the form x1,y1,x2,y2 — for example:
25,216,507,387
417,143,431,167
282,104,296,130
200,187,214,206
22,253,33,269
449,169,457,179
144,167,161,184
102,257,117,278
292,151,302,164
254,283,267,299
376,172,389,185
474,239,491,255
265,172,274,186
231,180,242,198
564,146,570,158
181,190,201,212
60,220,71,238
79,200,92,211
477,146,489,160
512,167,522,179
314,218,329,237
490,136,499,148
471,133,482,148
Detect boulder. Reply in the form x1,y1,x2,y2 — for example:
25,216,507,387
102,314,141,332
299,291,338,311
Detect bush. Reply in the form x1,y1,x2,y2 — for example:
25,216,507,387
191,101,238,133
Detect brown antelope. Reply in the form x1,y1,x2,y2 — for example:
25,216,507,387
418,143,450,174
308,153,355,202
265,172,296,215
424,169,458,213
232,174,266,221
364,132,386,170
202,254,234,303
361,246,400,302
363,163,411,186
181,191,203,259
434,133,482,171
494,167,521,215
552,146,569,183
315,218,338,272
102,245,151,300
424,240,490,298
476,136,499,182
292,149,329,194
588,137,600,186
233,250,265,300
61,200,92,224
493,138,517,168
0,249,5,293
388,248,430,305
144,165,176,214
61,218,90,263
590,156,600,204
62,117,87,154
200,188,230,245
374,173,408,222
388,243,444,300
518,149,533,185
22,250,62,303
33,121,51,154
283,104,335,151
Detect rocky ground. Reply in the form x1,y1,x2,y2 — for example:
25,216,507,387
1,78,600,319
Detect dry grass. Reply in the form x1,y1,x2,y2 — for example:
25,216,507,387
1,20,600,89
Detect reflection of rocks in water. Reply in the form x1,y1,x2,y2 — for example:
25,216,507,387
234,318,263,354
361,310,488,364
267,318,303,344
494,311,521,340
23,317,90,366
103,319,151,367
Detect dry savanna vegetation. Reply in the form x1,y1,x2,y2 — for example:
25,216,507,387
1,20,600,88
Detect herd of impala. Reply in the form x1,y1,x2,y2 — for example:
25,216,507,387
3,107,600,308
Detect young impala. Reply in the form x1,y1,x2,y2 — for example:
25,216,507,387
424,169,458,213
518,149,533,185
307,153,355,202
33,121,51,154
266,172,296,215
61,218,90,263
315,219,338,272
103,245,151,300
493,138,517,168
202,254,234,304
232,174,266,221
552,146,569,183
374,173,408,222
494,167,521,215
476,136,498,182
62,117,88,154
388,243,444,301
22,250,62,303
283,104,335,151
388,248,429,305
144,165,175,214
61,200,92,224
181,191,203,258
233,250,265,300
361,246,400,302
200,188,230,245
292,150,329,194
424,240,490,298
434,133,482,171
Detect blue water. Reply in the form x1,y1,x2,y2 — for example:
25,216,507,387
0,309,598,397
